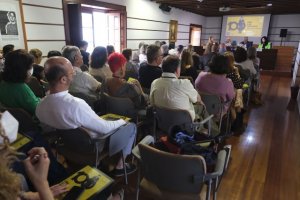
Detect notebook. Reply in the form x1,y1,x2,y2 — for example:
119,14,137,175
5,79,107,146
100,113,131,122
11,133,32,150
60,165,113,200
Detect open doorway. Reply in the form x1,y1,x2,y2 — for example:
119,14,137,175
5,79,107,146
189,24,202,46
63,1,126,53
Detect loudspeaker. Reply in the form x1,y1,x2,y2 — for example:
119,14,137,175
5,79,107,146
159,4,171,12
280,29,288,37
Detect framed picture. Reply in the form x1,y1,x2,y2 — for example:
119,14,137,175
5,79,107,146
169,20,178,43
0,0,26,49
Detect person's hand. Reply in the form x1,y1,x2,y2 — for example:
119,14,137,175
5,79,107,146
50,183,69,197
23,147,50,189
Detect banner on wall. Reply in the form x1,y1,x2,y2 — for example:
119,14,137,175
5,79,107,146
0,0,25,49
226,16,264,37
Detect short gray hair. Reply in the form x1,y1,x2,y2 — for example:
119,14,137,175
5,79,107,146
62,46,79,66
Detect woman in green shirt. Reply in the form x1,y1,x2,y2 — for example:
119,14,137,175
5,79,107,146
258,36,272,49
0,49,40,115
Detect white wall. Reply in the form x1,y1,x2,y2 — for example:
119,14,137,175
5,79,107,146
268,14,300,48
97,0,206,49
22,0,66,59
202,17,222,45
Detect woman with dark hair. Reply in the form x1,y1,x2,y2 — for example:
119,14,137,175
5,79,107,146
47,50,62,58
234,47,257,77
0,50,40,115
195,55,235,112
122,48,139,80
89,46,112,82
106,45,115,57
180,49,198,81
258,36,271,49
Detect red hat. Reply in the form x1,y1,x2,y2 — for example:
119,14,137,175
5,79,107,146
107,52,127,73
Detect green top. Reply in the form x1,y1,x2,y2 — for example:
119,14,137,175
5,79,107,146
0,81,40,115
258,42,272,49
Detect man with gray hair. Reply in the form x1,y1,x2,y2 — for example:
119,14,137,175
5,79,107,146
62,46,101,99
36,57,137,176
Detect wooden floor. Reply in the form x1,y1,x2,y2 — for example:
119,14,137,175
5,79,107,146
120,74,300,200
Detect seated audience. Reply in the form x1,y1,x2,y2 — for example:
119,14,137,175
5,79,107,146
177,44,184,57
90,46,112,82
224,52,244,89
2,44,14,58
122,48,139,80
150,55,204,121
219,43,226,55
132,42,145,64
107,45,115,57
201,42,217,70
0,114,122,200
36,57,137,176
29,48,47,89
195,55,235,113
161,44,169,58
103,52,147,109
138,44,148,64
154,40,161,47
258,36,271,49
192,53,201,70
0,50,40,115
47,50,62,58
247,46,260,70
180,49,198,81
234,47,257,77
78,40,89,66
29,48,43,65
62,46,101,99
139,45,163,89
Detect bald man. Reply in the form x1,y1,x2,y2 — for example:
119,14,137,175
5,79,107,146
36,57,137,176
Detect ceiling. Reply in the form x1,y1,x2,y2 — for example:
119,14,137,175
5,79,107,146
151,0,300,16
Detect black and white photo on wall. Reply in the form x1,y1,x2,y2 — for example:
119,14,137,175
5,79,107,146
0,0,25,49
0,11,18,35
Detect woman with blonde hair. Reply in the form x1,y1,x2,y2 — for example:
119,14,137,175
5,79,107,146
180,49,198,81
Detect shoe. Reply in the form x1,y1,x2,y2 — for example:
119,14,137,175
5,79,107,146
112,163,137,177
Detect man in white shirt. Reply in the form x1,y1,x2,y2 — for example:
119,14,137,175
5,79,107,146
36,57,136,176
62,46,101,99
150,55,202,121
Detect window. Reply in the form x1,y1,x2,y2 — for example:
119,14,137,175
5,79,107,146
189,24,202,46
81,8,121,53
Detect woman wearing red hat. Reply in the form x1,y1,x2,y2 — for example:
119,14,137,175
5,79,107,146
103,52,148,109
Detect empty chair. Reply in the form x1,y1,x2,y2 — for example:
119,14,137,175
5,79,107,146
153,106,213,140
200,93,232,135
136,143,229,200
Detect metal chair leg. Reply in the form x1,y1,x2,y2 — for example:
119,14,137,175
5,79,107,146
136,164,141,200
122,152,128,185
206,179,212,200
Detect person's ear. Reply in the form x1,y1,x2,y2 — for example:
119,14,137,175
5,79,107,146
61,75,67,84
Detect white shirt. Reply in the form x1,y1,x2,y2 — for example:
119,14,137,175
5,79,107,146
235,59,257,76
36,91,126,138
70,67,101,98
150,72,198,120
